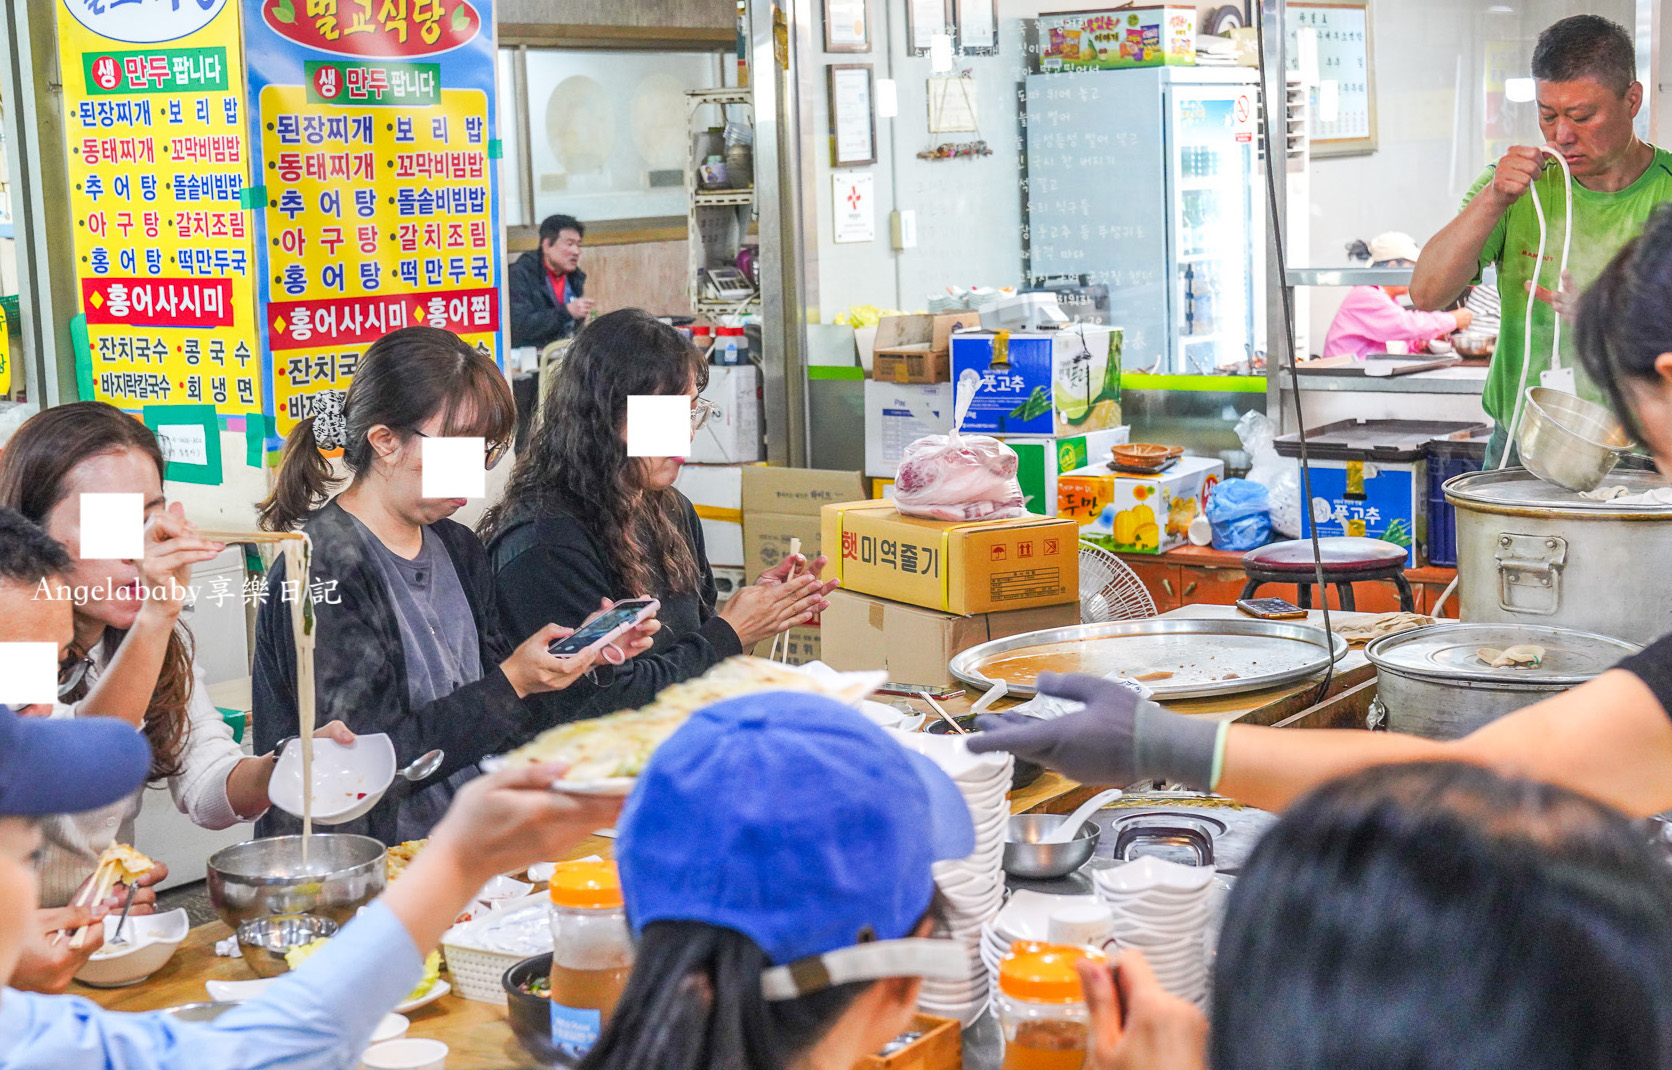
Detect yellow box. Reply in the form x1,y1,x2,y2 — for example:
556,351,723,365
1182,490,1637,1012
820,501,1080,615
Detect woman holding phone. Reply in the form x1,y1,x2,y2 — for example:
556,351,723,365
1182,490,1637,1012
252,326,657,844
480,309,836,729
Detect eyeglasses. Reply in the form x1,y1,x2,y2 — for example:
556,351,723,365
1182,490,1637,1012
408,428,510,470
692,397,722,432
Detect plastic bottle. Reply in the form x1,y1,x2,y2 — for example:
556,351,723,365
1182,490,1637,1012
547,861,633,1068
996,943,1106,1070
714,326,746,365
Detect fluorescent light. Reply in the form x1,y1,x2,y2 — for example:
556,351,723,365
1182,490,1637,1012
1505,77,1535,103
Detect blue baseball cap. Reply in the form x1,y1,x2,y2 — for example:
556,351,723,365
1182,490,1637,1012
617,692,975,972
0,704,151,817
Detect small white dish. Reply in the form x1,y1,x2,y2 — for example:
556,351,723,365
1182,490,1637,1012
394,979,450,1014
271,734,397,824
1096,857,1215,895
207,977,275,1002
371,1013,410,1045
993,890,1100,943
75,908,191,987
361,1037,449,1070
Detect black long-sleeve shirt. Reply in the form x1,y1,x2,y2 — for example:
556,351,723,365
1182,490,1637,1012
252,501,532,844
485,493,743,728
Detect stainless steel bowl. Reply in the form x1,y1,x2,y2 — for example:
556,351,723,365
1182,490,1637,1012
162,1001,244,1023
1518,386,1633,492
1002,813,1100,880
236,914,340,978
207,834,386,930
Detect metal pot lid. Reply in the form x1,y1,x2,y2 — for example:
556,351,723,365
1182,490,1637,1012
1366,623,1640,685
1445,468,1672,514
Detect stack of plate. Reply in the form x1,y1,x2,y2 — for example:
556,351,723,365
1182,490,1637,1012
1092,857,1215,1004
978,889,1102,1006
889,730,1013,1026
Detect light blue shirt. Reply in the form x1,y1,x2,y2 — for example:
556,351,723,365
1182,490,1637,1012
0,901,423,1070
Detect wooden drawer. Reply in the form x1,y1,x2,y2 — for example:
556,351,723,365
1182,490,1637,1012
1176,565,1248,607
1121,558,1182,614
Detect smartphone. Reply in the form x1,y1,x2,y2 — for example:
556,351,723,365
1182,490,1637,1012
1236,597,1307,621
548,598,660,661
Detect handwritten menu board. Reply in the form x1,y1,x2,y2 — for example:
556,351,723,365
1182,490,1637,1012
1286,2,1376,155
55,0,264,416
242,0,503,440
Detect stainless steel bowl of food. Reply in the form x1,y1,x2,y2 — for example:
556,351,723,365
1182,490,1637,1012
1452,331,1497,359
1517,386,1633,492
236,914,340,978
207,835,386,930
1002,813,1101,880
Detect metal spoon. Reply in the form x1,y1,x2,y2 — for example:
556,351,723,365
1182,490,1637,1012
107,882,139,946
398,749,444,781
1038,788,1125,844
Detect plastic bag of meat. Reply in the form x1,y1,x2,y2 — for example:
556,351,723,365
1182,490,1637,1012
894,369,1030,521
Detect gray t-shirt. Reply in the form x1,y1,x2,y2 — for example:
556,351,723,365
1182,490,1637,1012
350,516,483,839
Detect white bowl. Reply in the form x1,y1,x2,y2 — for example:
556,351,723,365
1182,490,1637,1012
75,908,190,987
271,734,398,825
993,890,1100,943
361,1037,449,1070
371,1013,410,1045
1095,857,1215,895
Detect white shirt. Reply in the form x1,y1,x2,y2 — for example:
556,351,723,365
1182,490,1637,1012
37,642,254,908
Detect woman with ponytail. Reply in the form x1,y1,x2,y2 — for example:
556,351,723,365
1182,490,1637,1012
0,403,352,912
252,326,657,844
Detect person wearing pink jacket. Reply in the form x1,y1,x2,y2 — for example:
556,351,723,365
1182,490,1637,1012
1323,232,1473,359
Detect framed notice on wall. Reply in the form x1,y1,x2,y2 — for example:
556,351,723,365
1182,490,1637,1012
824,0,871,52
955,0,998,54
1285,0,1377,157
906,0,952,55
828,64,877,166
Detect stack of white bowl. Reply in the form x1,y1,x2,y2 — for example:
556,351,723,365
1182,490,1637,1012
978,890,1104,1009
1092,857,1215,1004
888,729,1012,1026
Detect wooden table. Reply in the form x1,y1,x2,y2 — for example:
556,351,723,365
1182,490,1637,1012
78,605,1384,1065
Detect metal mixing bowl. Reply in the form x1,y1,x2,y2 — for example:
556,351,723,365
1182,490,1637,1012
1003,813,1100,880
1518,386,1633,492
207,834,386,930
237,914,340,978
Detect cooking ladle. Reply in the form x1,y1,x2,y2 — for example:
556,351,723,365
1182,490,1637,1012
1038,788,1125,844
398,749,445,781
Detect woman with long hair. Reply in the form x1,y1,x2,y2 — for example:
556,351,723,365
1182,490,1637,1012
0,402,351,910
1082,762,1672,1070
252,325,655,844
481,309,834,728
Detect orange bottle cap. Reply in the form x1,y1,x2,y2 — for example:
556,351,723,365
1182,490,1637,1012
997,941,1107,1003
547,860,623,909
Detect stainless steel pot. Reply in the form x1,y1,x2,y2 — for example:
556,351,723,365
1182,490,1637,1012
207,834,386,930
1516,387,1632,492
1445,468,1672,646
1366,623,1638,739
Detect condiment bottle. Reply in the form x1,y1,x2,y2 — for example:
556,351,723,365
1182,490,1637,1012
996,942,1107,1070
547,860,634,1067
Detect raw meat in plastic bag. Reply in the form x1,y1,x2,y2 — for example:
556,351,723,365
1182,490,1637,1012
894,369,1031,522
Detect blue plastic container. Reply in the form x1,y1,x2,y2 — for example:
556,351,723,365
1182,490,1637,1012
1425,433,1491,568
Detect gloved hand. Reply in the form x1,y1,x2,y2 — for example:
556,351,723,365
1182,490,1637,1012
967,672,1220,790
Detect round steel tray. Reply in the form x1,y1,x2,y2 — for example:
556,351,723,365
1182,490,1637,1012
949,618,1349,699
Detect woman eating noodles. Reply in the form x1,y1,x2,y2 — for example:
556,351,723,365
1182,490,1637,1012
481,309,835,728
0,403,353,912
0,700,623,1070
253,325,656,844
971,204,1672,821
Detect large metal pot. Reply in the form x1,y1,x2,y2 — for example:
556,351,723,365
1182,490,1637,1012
1366,623,1638,739
207,834,386,930
1446,468,1672,646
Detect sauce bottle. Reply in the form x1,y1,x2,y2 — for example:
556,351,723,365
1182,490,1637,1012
547,860,633,1067
996,942,1107,1070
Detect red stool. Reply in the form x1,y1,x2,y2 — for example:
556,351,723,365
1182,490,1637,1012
1239,537,1415,612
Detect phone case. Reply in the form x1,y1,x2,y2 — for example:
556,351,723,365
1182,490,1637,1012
1236,598,1307,620
550,600,660,661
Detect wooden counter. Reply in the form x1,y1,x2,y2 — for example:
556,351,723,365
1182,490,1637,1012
77,605,1379,1065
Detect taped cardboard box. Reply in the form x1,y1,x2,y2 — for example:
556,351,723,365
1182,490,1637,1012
820,500,1079,615
864,381,953,479
820,589,1080,687
870,312,979,384
689,364,764,464
1059,456,1224,555
741,466,868,579
674,463,755,567
751,624,821,667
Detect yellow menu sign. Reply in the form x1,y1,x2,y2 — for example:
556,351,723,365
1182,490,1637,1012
55,0,263,416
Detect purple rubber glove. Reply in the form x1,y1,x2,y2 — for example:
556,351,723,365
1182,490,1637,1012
967,671,1218,789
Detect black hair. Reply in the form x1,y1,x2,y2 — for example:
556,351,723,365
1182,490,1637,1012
1574,202,1672,445
1344,239,1371,262
1532,15,1636,95
540,214,586,243
580,897,945,1070
1211,761,1672,1070
0,507,71,585
480,308,708,598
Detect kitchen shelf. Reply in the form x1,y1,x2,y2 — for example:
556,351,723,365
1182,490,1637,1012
687,86,757,321
694,188,756,206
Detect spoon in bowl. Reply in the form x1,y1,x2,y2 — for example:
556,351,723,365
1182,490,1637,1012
398,749,445,782
1038,788,1124,844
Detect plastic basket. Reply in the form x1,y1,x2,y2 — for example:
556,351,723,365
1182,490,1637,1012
440,896,551,1004
1425,435,1490,568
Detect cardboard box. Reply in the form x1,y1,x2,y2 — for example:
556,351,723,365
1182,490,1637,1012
872,478,895,499
821,589,1081,688
870,312,979,384
751,624,821,666
863,380,953,478
1001,427,1130,517
689,364,763,464
674,463,750,567
741,466,869,579
1060,456,1224,555
821,501,1079,615
1036,6,1197,72
950,327,1122,437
